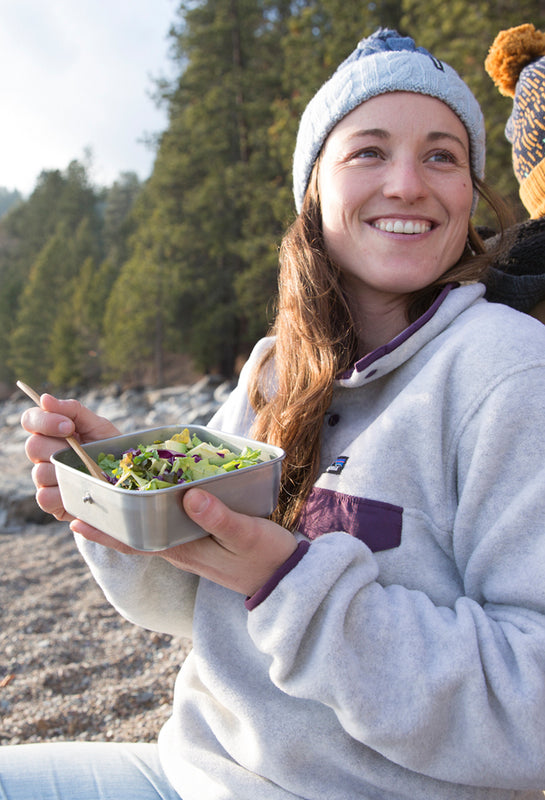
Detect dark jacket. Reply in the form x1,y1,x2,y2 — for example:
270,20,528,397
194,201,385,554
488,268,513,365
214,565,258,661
484,217,545,317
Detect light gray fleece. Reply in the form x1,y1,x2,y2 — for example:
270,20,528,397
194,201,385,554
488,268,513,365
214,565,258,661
75,283,545,799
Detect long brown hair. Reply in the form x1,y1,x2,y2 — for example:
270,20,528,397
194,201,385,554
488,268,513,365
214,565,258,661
248,162,510,531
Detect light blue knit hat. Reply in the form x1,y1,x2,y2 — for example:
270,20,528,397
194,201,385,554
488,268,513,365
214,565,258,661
293,28,486,214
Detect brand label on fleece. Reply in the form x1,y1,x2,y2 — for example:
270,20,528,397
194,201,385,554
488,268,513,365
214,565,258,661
326,456,349,475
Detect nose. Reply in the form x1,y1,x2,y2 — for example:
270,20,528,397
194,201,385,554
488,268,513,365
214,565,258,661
382,158,428,203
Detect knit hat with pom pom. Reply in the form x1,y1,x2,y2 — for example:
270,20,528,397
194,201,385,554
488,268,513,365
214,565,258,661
485,23,545,218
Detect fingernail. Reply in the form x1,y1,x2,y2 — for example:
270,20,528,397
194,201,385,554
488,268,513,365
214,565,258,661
186,489,209,514
58,421,72,435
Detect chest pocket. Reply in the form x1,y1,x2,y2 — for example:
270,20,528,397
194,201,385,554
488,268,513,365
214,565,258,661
297,487,402,552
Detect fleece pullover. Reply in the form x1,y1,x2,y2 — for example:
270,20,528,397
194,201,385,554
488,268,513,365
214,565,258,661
76,282,545,799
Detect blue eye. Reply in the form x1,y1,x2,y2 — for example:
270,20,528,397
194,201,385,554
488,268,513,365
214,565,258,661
352,148,383,160
429,150,456,163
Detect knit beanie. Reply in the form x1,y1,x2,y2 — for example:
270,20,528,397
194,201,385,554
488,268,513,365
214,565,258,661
292,28,486,214
485,23,545,219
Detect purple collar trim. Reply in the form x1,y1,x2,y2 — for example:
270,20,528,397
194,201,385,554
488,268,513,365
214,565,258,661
338,283,456,380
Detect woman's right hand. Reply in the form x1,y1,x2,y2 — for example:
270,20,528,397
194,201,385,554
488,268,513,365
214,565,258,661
21,393,120,521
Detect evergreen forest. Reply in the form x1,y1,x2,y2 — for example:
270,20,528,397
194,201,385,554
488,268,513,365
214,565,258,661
1,0,543,392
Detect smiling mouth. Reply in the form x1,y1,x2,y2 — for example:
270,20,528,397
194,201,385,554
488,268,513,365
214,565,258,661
372,219,432,234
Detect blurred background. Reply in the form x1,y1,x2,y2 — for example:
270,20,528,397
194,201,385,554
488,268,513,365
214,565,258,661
1,0,543,395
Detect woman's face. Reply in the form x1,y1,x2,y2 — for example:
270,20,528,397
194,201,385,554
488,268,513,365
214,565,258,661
317,92,474,310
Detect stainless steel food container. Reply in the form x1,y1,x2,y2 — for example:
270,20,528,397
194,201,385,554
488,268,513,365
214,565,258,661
51,425,285,551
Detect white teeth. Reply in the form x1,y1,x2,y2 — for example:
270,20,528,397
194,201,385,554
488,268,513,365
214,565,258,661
373,219,430,234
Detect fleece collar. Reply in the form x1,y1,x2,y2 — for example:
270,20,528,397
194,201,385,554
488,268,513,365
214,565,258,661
336,282,486,388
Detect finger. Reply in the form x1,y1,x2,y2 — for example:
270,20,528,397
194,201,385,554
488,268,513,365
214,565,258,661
25,433,69,465
70,519,142,555
182,489,253,549
182,488,294,558
21,393,119,442
180,488,297,596
31,461,58,488
21,406,75,438
35,486,74,522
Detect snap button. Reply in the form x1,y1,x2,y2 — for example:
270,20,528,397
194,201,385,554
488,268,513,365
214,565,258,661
328,413,340,427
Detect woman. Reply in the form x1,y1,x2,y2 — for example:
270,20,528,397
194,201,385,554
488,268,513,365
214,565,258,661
484,23,545,324
7,28,545,800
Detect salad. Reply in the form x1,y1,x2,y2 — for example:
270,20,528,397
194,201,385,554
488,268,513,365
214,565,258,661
96,428,266,491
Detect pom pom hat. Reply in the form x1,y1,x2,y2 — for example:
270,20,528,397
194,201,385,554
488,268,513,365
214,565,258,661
485,24,545,219
293,28,486,214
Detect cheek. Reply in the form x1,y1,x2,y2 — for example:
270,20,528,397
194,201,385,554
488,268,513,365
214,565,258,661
452,181,474,231
321,221,344,266
320,194,346,245
442,183,473,261
463,179,474,210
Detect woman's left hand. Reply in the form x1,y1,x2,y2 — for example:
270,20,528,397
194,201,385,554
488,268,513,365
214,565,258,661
70,488,298,597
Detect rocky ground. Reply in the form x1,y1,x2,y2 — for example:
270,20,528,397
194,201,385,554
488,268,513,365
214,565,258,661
0,377,233,746
0,521,191,745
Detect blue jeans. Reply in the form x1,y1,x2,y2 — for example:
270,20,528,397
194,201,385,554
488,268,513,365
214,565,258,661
0,742,181,800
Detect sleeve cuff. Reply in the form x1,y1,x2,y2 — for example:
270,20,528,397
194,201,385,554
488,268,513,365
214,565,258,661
244,540,310,610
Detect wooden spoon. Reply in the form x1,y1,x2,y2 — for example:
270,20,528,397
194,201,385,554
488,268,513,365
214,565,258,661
17,380,108,482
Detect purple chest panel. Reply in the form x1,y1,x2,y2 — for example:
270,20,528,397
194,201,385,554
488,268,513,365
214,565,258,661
297,487,402,552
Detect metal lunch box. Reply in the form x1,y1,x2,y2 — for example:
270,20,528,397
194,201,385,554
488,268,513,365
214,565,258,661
51,425,285,551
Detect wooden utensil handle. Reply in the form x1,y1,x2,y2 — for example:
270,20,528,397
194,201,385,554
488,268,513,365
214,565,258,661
16,380,107,482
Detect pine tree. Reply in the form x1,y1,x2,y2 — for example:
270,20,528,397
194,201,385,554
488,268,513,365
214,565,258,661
103,172,142,266
0,188,22,219
8,229,74,386
104,0,294,380
101,227,173,385
0,162,103,385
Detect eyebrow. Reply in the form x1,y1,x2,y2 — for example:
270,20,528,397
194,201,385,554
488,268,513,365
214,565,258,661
427,130,468,152
347,128,468,153
349,128,389,140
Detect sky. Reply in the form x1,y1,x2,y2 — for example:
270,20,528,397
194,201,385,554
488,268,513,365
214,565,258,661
0,0,179,196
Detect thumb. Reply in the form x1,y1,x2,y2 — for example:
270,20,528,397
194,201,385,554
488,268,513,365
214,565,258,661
183,488,249,548
182,488,297,560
